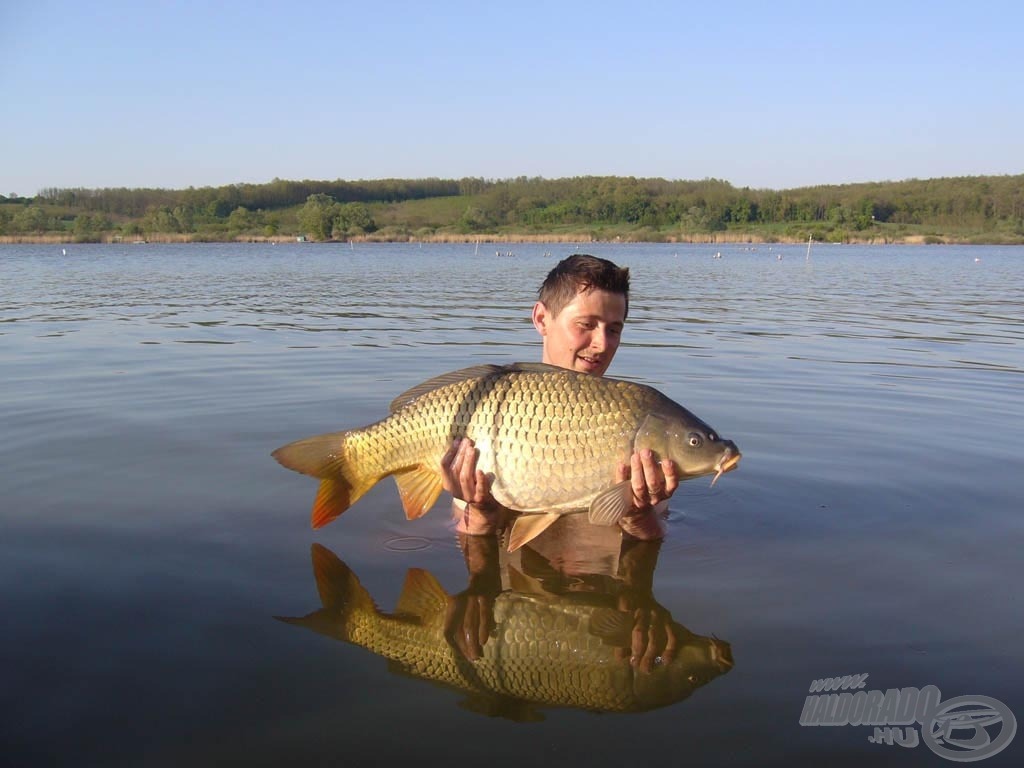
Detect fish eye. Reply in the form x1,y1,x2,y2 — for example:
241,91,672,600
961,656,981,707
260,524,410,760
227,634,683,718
687,433,704,448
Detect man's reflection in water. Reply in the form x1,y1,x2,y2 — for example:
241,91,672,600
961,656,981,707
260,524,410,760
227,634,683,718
447,516,704,673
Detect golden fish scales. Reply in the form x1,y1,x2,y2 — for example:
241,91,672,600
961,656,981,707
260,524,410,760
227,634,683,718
272,363,740,550
350,369,654,512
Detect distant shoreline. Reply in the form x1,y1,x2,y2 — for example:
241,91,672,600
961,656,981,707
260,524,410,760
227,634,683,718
2,232,1016,246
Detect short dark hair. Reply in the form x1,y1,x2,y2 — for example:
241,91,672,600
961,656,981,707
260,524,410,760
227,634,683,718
537,254,630,318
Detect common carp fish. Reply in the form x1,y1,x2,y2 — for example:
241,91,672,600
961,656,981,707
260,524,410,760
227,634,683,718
277,544,733,720
273,362,740,549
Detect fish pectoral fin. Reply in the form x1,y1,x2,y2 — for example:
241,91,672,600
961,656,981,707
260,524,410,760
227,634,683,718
588,481,635,525
395,568,450,621
507,513,561,552
393,465,443,520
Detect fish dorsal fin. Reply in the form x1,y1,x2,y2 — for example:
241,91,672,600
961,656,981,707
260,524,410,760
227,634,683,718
388,362,566,411
395,568,450,621
500,361,565,374
456,693,546,723
507,512,561,552
393,465,443,519
389,364,505,412
588,481,635,526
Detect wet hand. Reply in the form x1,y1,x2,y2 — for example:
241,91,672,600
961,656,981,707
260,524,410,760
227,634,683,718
624,449,679,508
443,439,505,535
614,450,677,539
615,605,680,673
445,534,500,662
441,438,492,505
444,592,496,662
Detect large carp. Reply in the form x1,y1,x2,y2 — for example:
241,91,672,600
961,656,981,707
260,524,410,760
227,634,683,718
273,362,740,549
277,544,733,720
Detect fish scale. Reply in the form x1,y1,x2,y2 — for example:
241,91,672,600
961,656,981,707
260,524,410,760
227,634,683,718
333,591,657,711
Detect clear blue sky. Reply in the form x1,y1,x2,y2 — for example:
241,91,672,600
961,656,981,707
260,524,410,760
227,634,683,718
2,0,1021,196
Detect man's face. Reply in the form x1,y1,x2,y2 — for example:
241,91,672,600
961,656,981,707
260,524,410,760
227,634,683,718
532,288,626,376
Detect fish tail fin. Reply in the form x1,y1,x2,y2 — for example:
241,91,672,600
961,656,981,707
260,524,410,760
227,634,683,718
272,431,378,528
310,543,376,614
310,476,366,529
274,545,376,641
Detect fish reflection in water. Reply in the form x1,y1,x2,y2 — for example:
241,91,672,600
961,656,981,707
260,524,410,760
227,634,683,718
278,520,733,721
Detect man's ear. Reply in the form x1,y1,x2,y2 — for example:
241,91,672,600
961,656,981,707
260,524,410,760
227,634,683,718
531,301,549,335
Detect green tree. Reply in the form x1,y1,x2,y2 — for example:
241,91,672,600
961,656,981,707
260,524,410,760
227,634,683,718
332,202,376,238
73,214,98,240
142,206,179,234
173,205,195,232
457,205,495,233
298,193,338,240
227,206,254,233
12,206,49,233
263,212,281,237
206,198,233,219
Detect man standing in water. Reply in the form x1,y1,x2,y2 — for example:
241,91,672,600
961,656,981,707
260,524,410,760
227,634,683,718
441,254,678,540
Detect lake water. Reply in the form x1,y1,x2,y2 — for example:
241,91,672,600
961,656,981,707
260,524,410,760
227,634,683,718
2,241,1021,766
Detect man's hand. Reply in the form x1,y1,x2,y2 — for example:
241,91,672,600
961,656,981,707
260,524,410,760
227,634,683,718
441,438,492,504
444,534,501,661
615,449,678,540
621,448,679,509
442,438,506,535
614,603,681,673
613,539,676,671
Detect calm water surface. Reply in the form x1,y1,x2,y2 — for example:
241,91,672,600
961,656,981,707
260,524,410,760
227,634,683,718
2,242,1022,766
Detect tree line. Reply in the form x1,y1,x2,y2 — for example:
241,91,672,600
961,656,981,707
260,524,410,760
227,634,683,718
2,174,1022,243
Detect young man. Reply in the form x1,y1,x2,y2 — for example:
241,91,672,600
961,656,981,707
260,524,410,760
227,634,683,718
441,254,678,540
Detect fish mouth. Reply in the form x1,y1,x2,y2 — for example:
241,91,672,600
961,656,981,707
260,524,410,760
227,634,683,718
709,637,734,670
709,446,741,488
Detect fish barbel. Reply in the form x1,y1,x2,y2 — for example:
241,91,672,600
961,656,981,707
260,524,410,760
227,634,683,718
273,362,740,549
